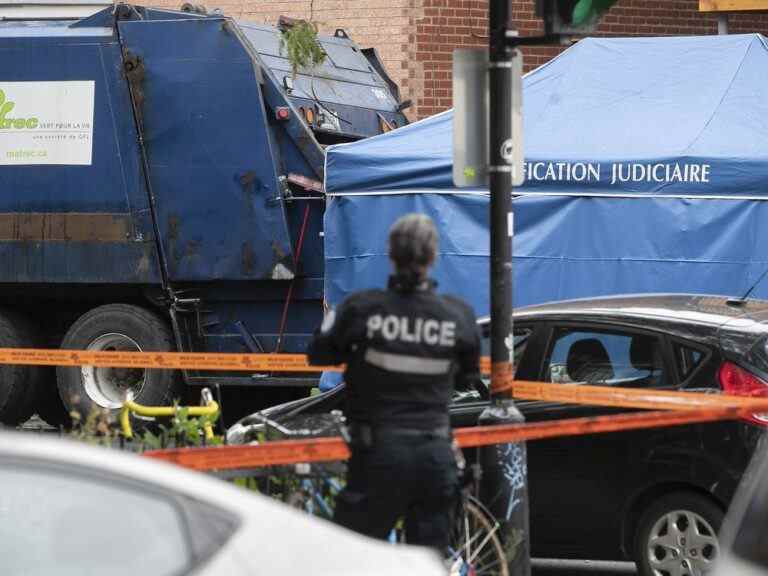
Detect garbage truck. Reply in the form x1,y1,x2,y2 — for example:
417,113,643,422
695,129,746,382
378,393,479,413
0,3,408,426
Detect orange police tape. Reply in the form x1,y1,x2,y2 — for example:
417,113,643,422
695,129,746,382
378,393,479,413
0,346,760,413
0,347,327,372
2,347,761,412
143,400,768,471
1,347,766,471
0,347,490,373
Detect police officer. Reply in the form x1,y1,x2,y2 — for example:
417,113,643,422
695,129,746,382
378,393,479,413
307,213,482,553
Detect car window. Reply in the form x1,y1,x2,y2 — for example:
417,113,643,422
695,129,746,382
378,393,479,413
545,328,667,387
477,328,531,396
674,342,705,382
480,327,530,376
0,465,191,576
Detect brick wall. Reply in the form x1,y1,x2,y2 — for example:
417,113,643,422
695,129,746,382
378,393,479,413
514,1,768,74
144,0,768,119
414,0,768,118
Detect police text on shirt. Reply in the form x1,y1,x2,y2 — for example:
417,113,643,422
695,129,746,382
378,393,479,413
366,314,456,346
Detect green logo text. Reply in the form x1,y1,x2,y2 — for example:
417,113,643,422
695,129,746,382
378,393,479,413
0,89,38,129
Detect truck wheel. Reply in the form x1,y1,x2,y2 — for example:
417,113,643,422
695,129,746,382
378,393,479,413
35,369,70,428
57,304,181,421
0,310,42,426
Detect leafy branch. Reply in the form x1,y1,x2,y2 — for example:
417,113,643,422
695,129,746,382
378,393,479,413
279,20,326,79
140,405,222,450
69,407,118,448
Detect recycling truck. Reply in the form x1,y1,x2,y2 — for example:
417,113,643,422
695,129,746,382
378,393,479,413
0,3,408,426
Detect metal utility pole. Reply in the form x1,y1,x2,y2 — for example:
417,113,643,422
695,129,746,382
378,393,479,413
478,1,530,574
489,1,515,395
459,1,621,571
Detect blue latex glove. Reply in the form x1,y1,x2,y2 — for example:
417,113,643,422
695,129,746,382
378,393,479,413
319,371,344,392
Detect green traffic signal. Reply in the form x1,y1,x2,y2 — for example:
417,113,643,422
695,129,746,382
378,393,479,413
541,0,621,34
570,0,620,27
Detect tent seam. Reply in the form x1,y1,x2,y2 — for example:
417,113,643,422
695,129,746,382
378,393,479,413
681,37,754,154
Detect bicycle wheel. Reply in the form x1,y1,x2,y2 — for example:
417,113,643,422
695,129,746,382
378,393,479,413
449,496,509,576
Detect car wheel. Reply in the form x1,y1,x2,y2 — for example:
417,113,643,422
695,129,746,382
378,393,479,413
634,492,723,576
57,304,181,423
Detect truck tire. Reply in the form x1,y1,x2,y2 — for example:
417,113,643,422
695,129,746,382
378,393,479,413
57,304,182,422
15,316,66,428
35,369,70,428
0,310,42,426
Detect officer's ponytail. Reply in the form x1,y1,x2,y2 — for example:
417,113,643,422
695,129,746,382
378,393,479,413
388,214,438,290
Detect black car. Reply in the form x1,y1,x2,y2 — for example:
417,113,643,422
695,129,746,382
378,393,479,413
227,294,768,575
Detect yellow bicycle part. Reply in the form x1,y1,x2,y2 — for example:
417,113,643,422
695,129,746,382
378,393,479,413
120,387,219,441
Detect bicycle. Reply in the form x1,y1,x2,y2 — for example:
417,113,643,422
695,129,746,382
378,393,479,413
256,413,510,575
283,461,345,518
448,464,509,576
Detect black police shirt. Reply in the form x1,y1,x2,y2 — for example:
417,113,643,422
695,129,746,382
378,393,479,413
307,276,482,430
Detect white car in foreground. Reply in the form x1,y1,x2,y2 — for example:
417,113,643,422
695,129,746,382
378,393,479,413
0,432,445,576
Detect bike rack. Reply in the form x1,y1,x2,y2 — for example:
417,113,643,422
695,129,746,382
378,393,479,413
119,387,219,441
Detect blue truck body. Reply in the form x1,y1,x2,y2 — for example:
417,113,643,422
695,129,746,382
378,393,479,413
0,4,407,424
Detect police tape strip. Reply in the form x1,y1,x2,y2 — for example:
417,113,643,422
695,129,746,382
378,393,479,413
1,347,765,413
146,436,351,470
0,348,334,372
143,403,768,471
499,379,768,411
0,347,489,373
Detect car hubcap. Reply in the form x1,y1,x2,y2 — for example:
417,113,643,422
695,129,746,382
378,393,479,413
81,333,145,409
647,510,719,576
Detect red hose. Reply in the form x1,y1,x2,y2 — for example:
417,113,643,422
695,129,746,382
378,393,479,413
275,203,312,353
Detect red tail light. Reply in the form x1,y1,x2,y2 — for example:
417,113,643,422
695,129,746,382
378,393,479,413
718,361,768,425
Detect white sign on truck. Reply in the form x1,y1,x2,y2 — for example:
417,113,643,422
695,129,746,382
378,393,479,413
0,81,95,166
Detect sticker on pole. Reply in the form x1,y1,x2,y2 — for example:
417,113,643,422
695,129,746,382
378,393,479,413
0,81,95,166
452,49,488,188
508,50,524,186
453,49,524,187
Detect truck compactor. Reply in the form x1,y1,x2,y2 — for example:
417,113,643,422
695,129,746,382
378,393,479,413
0,3,408,426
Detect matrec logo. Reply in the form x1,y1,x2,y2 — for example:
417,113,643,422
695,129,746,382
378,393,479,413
0,88,38,129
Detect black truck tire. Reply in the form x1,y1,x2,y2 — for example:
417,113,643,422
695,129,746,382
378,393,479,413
35,370,70,428
15,315,67,428
0,309,42,426
57,304,182,422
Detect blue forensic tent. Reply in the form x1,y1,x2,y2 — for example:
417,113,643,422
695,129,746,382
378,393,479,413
323,34,768,314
